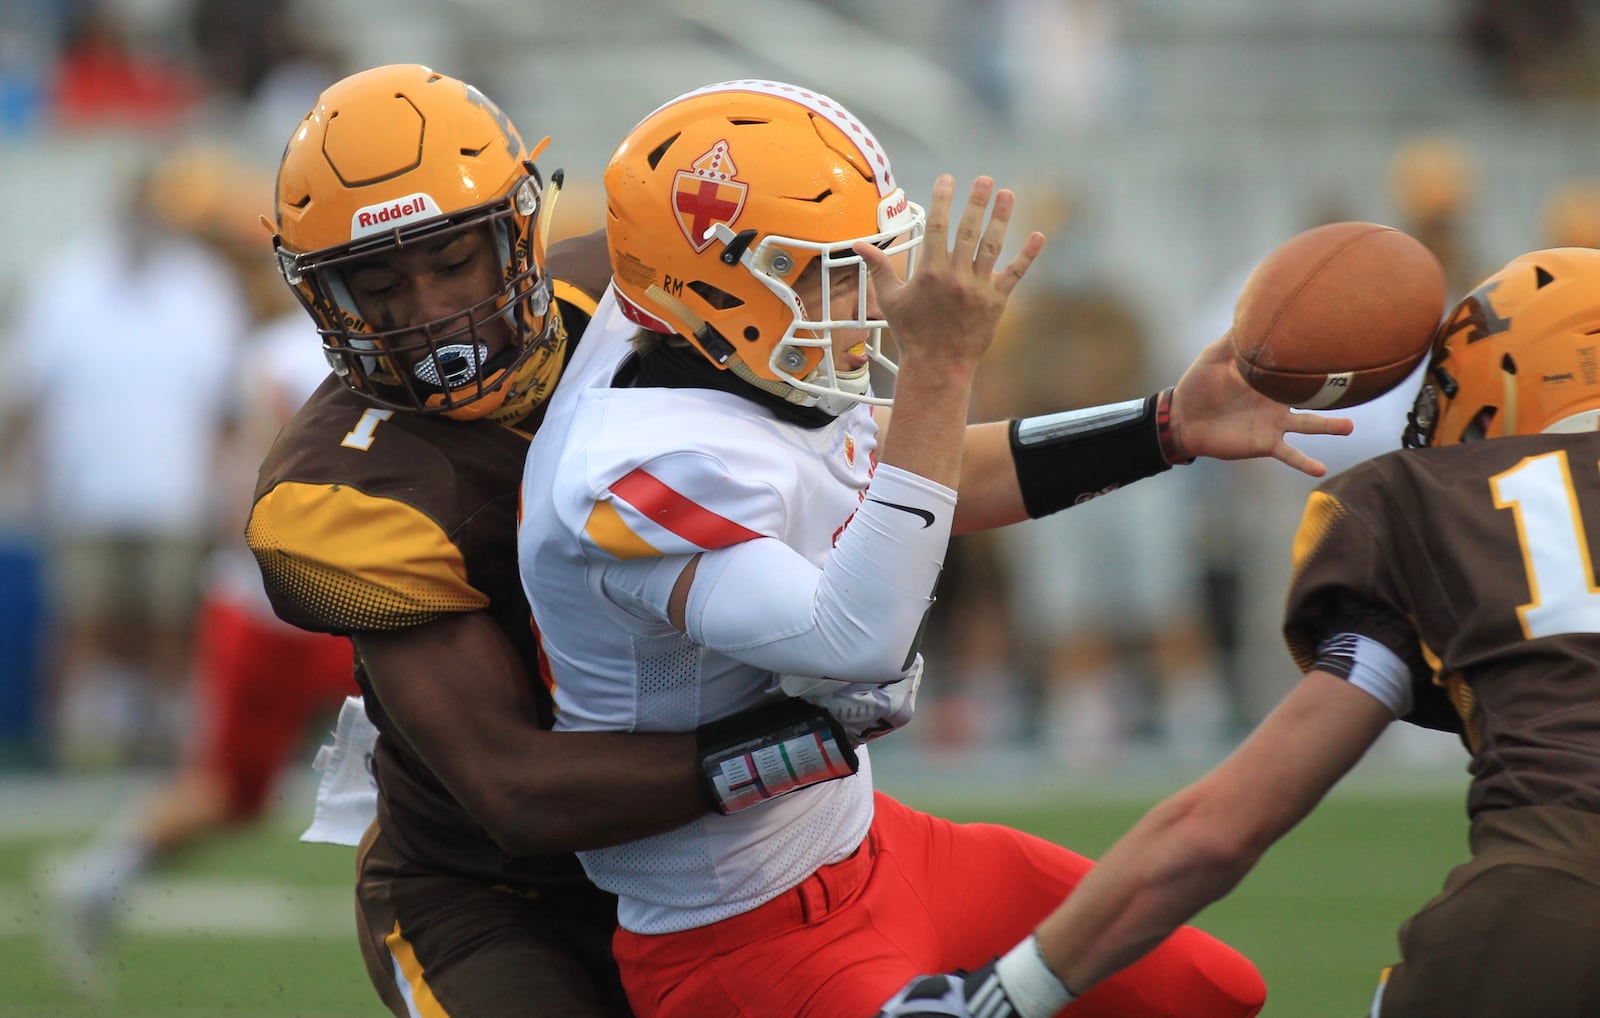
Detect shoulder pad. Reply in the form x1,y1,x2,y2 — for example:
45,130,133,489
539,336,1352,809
248,480,488,632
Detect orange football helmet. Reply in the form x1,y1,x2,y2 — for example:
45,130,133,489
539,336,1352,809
1405,247,1600,448
273,63,563,421
603,79,924,414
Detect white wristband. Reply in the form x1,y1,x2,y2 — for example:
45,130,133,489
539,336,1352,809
995,935,1075,1018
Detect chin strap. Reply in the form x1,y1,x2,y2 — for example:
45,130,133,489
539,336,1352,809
728,358,816,406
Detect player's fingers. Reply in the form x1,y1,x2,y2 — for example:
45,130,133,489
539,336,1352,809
950,177,996,264
854,240,901,293
920,175,957,261
1275,441,1330,478
972,188,1015,277
1284,411,1356,437
993,232,1047,298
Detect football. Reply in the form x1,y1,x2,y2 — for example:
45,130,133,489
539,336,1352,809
1231,221,1446,410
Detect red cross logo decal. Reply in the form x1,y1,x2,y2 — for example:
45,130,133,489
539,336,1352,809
673,141,747,252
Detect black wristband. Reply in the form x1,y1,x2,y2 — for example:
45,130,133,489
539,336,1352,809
1008,391,1178,519
695,698,859,815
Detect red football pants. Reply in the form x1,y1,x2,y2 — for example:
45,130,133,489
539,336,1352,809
192,595,356,817
614,791,1263,1018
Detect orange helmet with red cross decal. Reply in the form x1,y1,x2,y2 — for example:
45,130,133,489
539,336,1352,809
603,79,924,415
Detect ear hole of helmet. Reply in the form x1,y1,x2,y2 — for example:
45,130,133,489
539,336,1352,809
1460,406,1498,443
688,280,744,311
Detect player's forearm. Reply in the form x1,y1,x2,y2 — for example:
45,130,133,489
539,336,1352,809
403,707,707,856
953,421,1027,533
493,730,706,852
1035,785,1261,996
680,469,953,682
359,615,709,854
875,352,979,490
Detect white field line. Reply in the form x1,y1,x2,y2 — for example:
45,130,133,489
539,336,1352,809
1,877,351,938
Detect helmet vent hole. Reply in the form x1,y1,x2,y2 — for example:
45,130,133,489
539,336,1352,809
744,326,759,341
646,133,681,170
728,118,768,126
687,280,744,311
1462,407,1497,443
1502,353,1517,374
797,190,832,204
460,145,488,157
1535,266,1555,288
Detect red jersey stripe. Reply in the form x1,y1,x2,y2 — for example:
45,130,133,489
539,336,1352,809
610,468,761,549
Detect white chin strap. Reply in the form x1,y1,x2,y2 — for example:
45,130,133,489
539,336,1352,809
814,362,870,417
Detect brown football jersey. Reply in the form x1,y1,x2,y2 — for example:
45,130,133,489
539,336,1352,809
1286,430,1600,819
247,234,610,886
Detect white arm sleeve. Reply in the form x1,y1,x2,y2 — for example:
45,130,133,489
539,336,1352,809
600,463,956,682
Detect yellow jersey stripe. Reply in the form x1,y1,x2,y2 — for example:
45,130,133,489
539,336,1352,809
585,500,661,559
248,481,488,630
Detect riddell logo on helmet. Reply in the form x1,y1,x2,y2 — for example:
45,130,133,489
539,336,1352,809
351,192,436,239
878,190,912,231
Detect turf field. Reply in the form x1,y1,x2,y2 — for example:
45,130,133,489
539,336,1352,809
0,757,1465,1017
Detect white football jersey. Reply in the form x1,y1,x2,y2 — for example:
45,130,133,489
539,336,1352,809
519,287,880,933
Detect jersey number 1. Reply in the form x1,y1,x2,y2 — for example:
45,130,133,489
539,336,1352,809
342,408,394,451
1492,450,1600,638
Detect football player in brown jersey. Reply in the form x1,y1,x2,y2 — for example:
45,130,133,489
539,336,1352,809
880,246,1600,1018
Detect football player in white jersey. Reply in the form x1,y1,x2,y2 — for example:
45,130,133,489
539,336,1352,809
517,80,1346,1017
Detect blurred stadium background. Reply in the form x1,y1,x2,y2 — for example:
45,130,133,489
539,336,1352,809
1,0,1596,1014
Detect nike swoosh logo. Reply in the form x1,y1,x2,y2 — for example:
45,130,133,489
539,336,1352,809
867,498,936,528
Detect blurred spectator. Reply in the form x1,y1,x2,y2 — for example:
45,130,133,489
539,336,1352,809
995,283,1231,769
915,432,1027,758
43,156,355,992
1460,0,1600,100
189,0,303,103
0,0,66,136
1,143,249,769
941,0,1011,113
185,0,344,156
1387,133,1493,301
1542,178,1600,248
50,2,199,129
995,0,1137,129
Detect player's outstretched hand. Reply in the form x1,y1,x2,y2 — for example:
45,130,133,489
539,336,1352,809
857,175,1045,373
1168,331,1356,477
